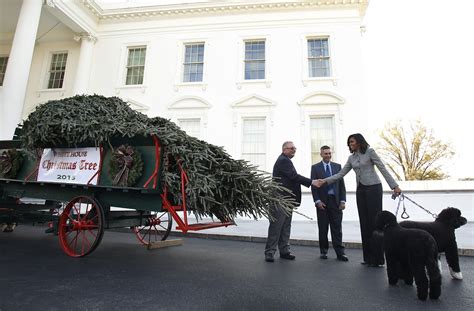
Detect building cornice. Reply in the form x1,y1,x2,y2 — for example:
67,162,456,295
81,0,369,21
46,0,98,36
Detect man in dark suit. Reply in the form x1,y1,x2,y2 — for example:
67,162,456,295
265,141,315,262
311,145,348,261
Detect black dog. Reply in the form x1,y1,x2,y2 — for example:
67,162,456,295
400,207,467,280
375,211,441,301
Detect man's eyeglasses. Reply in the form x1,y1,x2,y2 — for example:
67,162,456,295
285,147,297,150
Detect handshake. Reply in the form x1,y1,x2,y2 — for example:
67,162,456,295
311,179,325,188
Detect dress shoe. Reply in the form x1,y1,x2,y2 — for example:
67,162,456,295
360,261,369,265
368,263,384,268
337,255,349,262
320,254,328,260
265,253,274,262
280,253,296,260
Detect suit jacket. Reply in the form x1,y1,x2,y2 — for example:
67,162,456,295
325,147,399,189
311,161,346,206
273,153,312,205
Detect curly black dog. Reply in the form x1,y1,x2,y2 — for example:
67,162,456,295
375,211,441,300
400,207,467,280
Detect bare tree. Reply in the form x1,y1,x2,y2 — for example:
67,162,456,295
378,120,454,180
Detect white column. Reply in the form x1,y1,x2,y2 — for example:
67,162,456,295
72,33,97,95
1,0,42,140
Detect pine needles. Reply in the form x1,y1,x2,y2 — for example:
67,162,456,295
20,95,297,221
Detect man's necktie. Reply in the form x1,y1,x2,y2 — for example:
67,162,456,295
325,164,331,178
325,164,334,194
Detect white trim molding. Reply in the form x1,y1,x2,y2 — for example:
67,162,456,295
236,34,272,89
73,32,98,44
174,38,209,91
115,41,151,94
231,94,277,169
125,98,150,112
168,96,212,139
46,0,98,36
298,91,345,124
300,32,338,86
297,91,345,165
81,1,369,21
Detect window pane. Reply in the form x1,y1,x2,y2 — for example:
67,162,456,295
178,118,201,139
47,52,68,89
183,43,205,82
244,41,265,80
242,118,266,169
308,38,330,77
310,116,335,163
126,47,146,85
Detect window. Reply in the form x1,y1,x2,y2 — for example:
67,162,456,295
178,118,201,139
47,52,68,89
183,43,204,82
126,47,147,85
310,116,335,163
0,56,8,86
242,118,266,168
308,38,330,77
244,41,265,80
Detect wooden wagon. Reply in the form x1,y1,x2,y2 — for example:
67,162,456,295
0,135,234,257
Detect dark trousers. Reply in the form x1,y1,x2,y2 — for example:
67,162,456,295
317,195,344,256
265,206,293,255
356,183,384,264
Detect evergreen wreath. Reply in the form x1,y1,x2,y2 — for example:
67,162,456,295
0,149,24,179
108,144,144,187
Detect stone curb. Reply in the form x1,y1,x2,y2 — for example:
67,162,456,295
168,231,474,257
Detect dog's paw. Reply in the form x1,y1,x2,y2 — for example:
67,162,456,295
417,292,428,301
438,259,442,273
449,267,463,280
3,223,16,233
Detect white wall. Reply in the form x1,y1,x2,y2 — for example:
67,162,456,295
296,190,474,222
82,6,367,174
297,180,474,222
22,40,80,116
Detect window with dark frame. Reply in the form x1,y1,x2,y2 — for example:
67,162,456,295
308,38,331,77
47,52,68,89
244,40,265,80
125,47,147,85
183,43,204,82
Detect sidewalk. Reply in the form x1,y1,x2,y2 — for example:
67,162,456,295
170,219,474,256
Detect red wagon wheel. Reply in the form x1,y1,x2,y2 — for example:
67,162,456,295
132,211,172,245
58,196,105,257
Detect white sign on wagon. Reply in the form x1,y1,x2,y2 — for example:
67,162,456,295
37,148,101,185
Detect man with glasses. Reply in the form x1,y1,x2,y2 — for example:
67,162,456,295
265,141,317,262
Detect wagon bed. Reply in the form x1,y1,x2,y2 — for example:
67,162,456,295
0,135,234,257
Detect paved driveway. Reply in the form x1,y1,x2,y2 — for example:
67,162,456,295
1,226,473,310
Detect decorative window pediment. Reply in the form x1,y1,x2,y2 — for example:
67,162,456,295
126,98,149,112
169,96,211,109
299,91,344,106
231,94,276,108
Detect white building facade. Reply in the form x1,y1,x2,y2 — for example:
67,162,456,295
0,0,369,180
1,0,473,225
